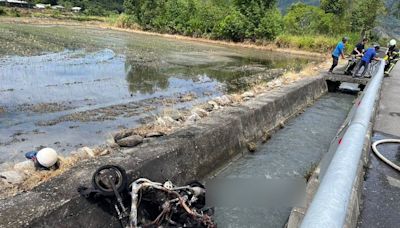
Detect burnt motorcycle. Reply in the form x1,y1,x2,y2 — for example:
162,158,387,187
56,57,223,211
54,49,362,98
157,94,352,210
78,165,215,227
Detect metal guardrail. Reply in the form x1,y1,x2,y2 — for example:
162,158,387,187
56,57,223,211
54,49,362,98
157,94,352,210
300,61,385,228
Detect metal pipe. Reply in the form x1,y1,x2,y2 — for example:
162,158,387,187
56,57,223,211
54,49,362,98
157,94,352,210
300,61,385,228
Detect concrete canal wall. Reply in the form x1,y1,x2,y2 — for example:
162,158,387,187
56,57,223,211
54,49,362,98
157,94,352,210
287,102,378,228
0,76,328,227
288,63,385,228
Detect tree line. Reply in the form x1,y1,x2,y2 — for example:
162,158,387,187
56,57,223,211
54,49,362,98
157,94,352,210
121,0,386,42
21,0,389,44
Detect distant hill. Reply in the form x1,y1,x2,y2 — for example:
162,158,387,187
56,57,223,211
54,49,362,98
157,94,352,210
377,0,400,40
277,0,400,39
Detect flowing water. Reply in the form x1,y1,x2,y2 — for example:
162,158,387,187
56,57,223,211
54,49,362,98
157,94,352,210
0,22,316,164
208,93,355,227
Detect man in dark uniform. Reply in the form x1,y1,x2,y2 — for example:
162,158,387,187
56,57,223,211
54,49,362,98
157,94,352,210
344,38,368,75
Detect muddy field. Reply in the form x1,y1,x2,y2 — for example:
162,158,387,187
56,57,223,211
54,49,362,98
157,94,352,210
0,22,316,164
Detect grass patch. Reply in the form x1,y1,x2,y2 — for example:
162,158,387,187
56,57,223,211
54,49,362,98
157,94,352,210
0,7,5,16
0,7,106,22
275,33,358,54
34,11,106,22
107,13,140,29
0,7,21,17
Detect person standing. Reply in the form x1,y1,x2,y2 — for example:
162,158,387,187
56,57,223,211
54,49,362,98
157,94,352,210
345,38,368,75
329,37,348,73
353,45,380,78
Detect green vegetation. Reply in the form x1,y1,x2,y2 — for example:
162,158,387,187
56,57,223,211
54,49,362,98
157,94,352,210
123,0,283,41
350,0,386,36
0,6,21,17
320,0,347,17
0,7,5,16
1,0,391,53
118,0,385,52
283,3,340,35
275,33,358,54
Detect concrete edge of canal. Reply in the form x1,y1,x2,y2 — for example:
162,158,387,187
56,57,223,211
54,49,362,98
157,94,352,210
0,76,328,227
287,76,382,228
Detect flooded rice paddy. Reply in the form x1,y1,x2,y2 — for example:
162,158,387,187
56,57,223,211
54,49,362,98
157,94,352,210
0,22,315,164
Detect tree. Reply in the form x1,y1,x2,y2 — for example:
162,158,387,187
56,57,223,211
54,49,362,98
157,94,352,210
213,9,250,42
187,1,226,36
124,0,142,19
350,0,385,36
232,0,277,38
284,3,337,35
320,0,347,17
254,7,283,40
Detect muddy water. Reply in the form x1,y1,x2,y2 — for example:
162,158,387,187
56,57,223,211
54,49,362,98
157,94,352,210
0,23,315,164
208,93,355,227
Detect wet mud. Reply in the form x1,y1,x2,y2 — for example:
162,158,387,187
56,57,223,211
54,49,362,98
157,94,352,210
0,22,316,164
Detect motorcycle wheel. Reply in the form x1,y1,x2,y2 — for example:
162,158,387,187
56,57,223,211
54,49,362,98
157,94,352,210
92,165,128,196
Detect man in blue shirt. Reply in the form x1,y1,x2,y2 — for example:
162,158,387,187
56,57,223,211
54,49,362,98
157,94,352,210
353,45,381,78
329,37,348,73
344,38,368,75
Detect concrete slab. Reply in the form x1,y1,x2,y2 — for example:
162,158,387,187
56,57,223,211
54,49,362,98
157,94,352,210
323,73,370,86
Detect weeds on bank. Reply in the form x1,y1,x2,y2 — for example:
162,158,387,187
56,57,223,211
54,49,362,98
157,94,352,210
276,34,358,54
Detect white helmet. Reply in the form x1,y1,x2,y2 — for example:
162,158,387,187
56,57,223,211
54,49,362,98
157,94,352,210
36,148,58,168
389,39,397,46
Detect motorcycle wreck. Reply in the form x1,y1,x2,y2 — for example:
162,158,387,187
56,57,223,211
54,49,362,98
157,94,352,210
78,165,215,228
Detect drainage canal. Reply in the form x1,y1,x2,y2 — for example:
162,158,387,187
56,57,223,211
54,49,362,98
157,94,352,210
207,92,355,227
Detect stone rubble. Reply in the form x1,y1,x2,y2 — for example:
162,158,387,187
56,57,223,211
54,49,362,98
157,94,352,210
116,135,144,147
0,170,26,185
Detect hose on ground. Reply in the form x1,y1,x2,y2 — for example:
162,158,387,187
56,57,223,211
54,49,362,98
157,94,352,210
372,139,400,172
